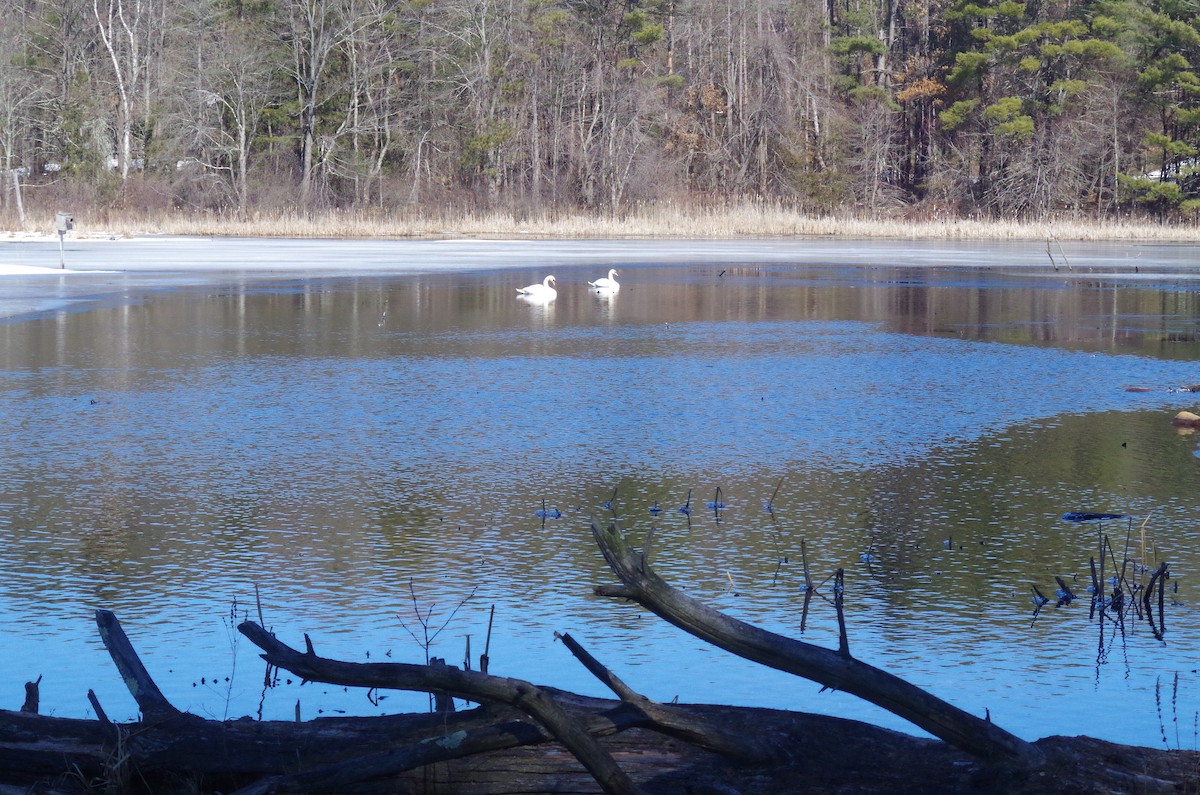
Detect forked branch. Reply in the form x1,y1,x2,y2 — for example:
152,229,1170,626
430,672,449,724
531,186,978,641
590,523,1043,766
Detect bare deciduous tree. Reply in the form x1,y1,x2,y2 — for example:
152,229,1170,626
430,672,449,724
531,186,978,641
92,0,158,180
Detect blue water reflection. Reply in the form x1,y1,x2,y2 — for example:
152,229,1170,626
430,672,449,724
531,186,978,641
1,262,1199,746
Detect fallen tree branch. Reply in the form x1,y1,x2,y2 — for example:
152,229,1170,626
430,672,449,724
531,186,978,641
555,631,777,762
16,613,627,790
95,609,180,721
554,634,777,763
590,522,1043,766
556,631,643,703
237,622,645,795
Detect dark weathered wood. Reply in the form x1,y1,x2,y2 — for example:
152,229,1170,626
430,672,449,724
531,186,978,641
6,700,1197,795
590,522,1043,766
19,676,40,714
86,689,113,729
230,703,725,795
8,613,643,792
556,631,643,703
0,709,109,780
0,703,625,790
429,656,457,713
94,609,179,721
555,631,776,763
237,622,645,795
229,718,557,795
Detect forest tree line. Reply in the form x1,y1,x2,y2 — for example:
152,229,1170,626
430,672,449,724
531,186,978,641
1,0,1198,222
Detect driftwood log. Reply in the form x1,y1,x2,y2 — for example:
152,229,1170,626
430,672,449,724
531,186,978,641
0,523,1196,794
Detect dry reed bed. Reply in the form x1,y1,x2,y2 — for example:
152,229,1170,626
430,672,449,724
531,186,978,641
7,205,1200,242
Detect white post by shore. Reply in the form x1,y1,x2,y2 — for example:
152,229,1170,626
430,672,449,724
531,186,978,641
54,212,74,269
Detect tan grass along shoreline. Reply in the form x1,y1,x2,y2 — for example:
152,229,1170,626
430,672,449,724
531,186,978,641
4,204,1200,243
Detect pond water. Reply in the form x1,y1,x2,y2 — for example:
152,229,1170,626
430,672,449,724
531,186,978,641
2,239,1200,750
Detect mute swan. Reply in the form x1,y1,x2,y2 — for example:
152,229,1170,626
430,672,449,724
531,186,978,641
588,269,620,291
516,275,557,300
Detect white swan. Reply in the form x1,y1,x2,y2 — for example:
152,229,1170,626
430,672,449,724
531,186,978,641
516,275,557,301
588,269,620,291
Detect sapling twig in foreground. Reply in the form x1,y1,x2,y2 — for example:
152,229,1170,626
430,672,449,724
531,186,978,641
397,578,479,711
397,578,479,665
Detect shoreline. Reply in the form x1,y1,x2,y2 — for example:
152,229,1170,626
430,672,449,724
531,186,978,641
3,205,1200,243
1,234,1196,282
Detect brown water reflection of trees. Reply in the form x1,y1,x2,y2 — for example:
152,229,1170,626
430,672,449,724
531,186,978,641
6,270,1199,369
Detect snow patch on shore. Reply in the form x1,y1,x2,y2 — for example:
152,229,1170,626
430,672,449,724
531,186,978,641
0,263,119,276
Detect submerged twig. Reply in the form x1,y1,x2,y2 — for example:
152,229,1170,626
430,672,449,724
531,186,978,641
764,477,784,513
800,540,813,592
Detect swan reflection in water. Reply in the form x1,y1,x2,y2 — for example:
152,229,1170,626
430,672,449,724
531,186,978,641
592,283,618,320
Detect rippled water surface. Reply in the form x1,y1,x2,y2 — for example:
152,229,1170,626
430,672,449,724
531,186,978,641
3,250,1200,748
